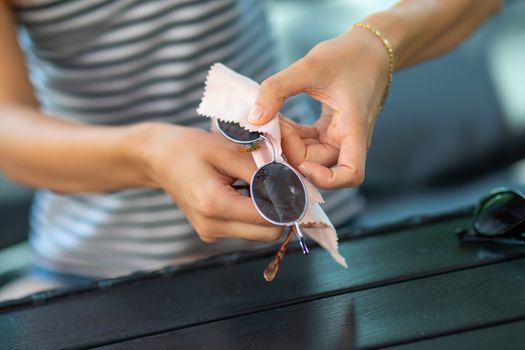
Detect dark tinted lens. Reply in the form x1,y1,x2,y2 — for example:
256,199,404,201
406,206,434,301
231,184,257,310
475,192,525,236
217,120,261,143
251,162,306,224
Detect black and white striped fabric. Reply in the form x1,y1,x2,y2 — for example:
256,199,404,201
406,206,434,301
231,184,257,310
13,0,362,278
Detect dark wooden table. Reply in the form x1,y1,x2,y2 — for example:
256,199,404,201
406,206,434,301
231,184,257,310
1,209,525,349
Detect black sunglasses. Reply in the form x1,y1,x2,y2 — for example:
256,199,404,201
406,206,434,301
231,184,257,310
216,120,310,281
457,187,525,246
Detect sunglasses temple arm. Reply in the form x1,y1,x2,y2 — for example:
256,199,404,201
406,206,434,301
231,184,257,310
263,229,293,282
459,234,525,245
294,222,309,255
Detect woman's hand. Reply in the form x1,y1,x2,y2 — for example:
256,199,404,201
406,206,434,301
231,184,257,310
139,123,282,243
248,28,390,189
249,0,502,190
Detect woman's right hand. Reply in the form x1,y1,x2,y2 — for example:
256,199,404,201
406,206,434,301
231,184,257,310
136,122,283,243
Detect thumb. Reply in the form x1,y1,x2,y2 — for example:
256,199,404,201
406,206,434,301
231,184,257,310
249,59,312,125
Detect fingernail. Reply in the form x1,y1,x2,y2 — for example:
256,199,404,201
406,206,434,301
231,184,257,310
248,104,264,123
299,165,310,177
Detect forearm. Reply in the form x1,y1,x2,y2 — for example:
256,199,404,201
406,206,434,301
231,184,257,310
363,0,502,69
0,104,155,192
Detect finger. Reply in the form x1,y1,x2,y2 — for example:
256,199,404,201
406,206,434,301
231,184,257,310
304,143,339,167
201,219,284,242
281,120,338,168
196,177,275,227
299,132,367,189
280,115,318,139
280,120,307,167
299,162,364,190
218,190,277,227
303,138,321,145
249,59,313,125
313,105,333,134
209,144,258,184
227,222,283,242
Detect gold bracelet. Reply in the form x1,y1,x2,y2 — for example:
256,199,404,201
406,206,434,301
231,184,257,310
351,22,394,113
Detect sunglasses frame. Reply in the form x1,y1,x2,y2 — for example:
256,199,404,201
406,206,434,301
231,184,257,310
216,119,310,255
216,119,262,145
457,187,525,245
249,160,309,229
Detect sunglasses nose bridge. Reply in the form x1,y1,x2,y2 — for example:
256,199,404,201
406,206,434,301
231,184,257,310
259,134,276,162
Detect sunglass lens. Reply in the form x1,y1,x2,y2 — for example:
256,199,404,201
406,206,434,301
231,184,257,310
251,162,306,224
475,191,525,236
217,120,261,143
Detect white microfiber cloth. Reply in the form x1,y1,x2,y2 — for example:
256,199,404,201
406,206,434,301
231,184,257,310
197,63,347,268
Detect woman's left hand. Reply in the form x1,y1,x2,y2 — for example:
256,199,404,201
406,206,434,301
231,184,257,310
248,28,391,189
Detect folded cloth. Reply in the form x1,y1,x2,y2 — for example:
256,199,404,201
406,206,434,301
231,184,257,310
197,63,347,268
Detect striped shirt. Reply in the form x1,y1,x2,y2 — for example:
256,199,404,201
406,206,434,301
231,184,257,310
12,0,363,278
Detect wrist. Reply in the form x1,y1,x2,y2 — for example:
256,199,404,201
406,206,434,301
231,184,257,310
341,25,391,113
348,23,394,113
121,122,165,189
361,10,412,70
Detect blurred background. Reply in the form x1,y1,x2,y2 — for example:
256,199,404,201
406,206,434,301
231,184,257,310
1,0,525,274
